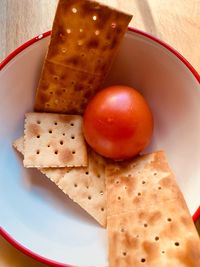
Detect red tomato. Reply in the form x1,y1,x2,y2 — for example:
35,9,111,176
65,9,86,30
83,86,153,160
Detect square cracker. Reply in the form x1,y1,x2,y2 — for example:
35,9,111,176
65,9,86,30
34,0,132,114
13,137,106,227
23,112,87,168
106,151,200,266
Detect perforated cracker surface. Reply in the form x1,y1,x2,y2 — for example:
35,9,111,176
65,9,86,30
106,151,200,266
24,112,87,168
34,0,132,114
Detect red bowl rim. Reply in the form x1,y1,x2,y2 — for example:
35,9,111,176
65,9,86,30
0,27,200,267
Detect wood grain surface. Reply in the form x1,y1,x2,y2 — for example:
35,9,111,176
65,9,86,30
0,0,199,267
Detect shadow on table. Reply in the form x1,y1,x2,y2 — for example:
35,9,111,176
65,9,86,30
135,0,161,38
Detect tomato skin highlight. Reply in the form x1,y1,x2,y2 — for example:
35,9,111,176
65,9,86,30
83,86,153,160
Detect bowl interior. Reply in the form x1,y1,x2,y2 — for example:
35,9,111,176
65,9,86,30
0,30,200,266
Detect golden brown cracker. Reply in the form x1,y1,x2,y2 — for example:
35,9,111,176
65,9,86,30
34,0,132,114
23,112,87,168
34,60,102,114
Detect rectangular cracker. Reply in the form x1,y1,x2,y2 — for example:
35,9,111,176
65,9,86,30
106,151,200,266
23,112,87,168
13,137,106,227
34,0,132,114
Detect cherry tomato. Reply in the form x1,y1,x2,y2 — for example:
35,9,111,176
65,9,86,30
83,85,153,160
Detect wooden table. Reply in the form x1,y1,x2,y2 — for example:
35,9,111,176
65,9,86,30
0,1,199,266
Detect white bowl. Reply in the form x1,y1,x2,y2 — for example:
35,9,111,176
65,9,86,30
0,28,200,267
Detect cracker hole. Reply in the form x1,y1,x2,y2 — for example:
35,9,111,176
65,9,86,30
63,133,65,136
142,181,146,184
137,192,141,196
174,242,180,246
121,228,125,232
136,235,139,238
37,120,41,124
72,151,76,155
162,251,165,254
154,172,157,176
62,88,66,93
47,144,50,148
54,122,58,125
155,236,159,241
116,180,119,184
37,135,40,138
71,135,75,139
85,171,89,175
111,22,117,28
100,191,104,195
93,15,97,21
122,252,127,256
117,196,121,200
144,223,148,227
70,123,74,126
88,196,92,200
158,186,162,190
36,150,40,155
141,258,146,263
81,53,85,57
60,140,64,145
167,218,172,222
101,207,104,212
49,130,52,134
72,7,77,13
74,183,78,187
54,150,58,155
97,174,101,178
53,75,59,81
61,48,67,53
50,91,53,95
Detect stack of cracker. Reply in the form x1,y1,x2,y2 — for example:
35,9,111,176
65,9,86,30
13,112,107,227
106,151,200,266
12,0,200,265
13,0,132,227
